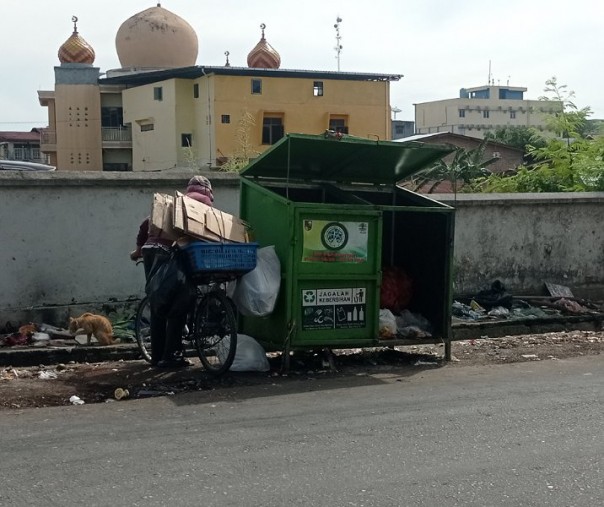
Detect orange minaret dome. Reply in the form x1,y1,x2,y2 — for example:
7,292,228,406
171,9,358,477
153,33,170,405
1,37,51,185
247,24,281,69
58,16,96,64
115,4,198,69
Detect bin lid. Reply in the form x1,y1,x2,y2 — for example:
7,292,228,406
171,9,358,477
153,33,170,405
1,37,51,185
241,133,454,184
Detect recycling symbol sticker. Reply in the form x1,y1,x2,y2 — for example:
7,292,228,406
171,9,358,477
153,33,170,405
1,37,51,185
303,290,316,305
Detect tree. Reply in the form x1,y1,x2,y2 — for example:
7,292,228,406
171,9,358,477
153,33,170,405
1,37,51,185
484,125,547,159
408,138,499,194
221,110,259,172
538,76,592,140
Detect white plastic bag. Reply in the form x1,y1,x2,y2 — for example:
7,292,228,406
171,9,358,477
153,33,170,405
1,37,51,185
379,309,397,339
230,334,270,372
233,245,281,317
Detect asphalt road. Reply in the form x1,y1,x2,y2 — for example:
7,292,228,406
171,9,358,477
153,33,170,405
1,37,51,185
1,357,602,507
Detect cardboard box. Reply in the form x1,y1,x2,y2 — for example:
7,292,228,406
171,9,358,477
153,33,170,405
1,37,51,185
149,193,181,242
173,192,249,243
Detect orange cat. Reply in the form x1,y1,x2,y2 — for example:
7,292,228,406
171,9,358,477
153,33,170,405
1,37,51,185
68,313,120,346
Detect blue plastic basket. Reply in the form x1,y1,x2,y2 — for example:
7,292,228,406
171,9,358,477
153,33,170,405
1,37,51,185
180,241,258,277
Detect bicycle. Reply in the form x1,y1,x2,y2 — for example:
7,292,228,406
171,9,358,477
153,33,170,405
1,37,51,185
135,241,257,376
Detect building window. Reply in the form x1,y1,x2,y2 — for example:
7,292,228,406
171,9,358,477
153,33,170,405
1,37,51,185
251,79,262,94
483,110,490,119
221,115,231,124
459,109,466,118
313,81,324,97
181,133,192,147
140,123,154,132
193,83,199,99
329,117,349,134
153,87,163,101
510,111,516,119
101,107,124,127
262,116,284,145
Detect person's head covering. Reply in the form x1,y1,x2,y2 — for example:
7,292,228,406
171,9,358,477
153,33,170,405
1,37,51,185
186,175,214,203
188,175,212,190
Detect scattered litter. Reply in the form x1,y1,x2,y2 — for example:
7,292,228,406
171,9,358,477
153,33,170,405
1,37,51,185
488,306,510,317
1,368,20,380
545,282,574,298
69,395,85,405
74,335,96,346
512,307,550,319
452,301,483,320
0,333,30,347
553,298,587,314
521,354,539,360
470,300,486,312
229,334,270,372
378,309,397,339
114,388,130,400
413,360,439,367
38,370,58,380
473,280,513,310
31,332,51,342
396,310,433,338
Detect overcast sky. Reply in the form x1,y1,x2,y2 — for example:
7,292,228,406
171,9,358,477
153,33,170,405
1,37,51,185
1,0,602,131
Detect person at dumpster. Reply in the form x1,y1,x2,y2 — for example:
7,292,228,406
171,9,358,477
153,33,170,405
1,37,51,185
130,175,214,368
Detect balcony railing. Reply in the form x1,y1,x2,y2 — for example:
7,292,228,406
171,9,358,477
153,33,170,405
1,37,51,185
40,130,56,145
102,127,132,142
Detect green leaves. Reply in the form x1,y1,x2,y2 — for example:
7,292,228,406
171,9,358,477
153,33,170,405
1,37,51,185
410,137,498,194
474,77,603,193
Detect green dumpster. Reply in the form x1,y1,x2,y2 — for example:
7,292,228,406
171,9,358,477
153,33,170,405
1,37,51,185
239,133,455,360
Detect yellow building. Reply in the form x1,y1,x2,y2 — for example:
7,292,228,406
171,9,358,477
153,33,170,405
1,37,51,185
39,6,401,172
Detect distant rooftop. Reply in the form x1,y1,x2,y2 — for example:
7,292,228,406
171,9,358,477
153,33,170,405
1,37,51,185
101,65,403,86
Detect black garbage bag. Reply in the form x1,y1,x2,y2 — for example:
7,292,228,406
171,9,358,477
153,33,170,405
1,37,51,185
145,251,192,315
474,280,513,310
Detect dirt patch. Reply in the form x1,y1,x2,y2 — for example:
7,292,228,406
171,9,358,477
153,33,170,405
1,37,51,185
1,330,602,410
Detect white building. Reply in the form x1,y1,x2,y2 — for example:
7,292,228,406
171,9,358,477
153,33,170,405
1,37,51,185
414,85,561,139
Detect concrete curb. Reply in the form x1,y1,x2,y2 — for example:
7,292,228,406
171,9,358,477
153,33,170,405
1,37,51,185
1,314,602,367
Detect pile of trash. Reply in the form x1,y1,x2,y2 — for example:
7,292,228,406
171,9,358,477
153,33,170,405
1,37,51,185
0,308,137,348
378,308,433,340
453,280,603,322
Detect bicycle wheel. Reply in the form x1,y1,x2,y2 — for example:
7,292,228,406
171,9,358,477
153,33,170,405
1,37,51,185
134,296,153,363
193,290,238,375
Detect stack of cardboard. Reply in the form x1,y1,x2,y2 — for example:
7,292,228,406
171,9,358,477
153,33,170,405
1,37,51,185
149,192,250,244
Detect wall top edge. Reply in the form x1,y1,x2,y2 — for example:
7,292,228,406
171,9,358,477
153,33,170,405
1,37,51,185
430,192,604,205
0,171,241,187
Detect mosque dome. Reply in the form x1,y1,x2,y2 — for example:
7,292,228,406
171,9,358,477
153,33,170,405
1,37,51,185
247,24,281,69
115,4,198,69
58,16,95,65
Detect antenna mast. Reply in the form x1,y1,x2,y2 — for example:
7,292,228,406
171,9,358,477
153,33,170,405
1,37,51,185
334,17,343,71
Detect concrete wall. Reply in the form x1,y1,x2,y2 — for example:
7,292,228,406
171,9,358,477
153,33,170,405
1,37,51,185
0,171,240,326
1,172,602,327
431,193,604,299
